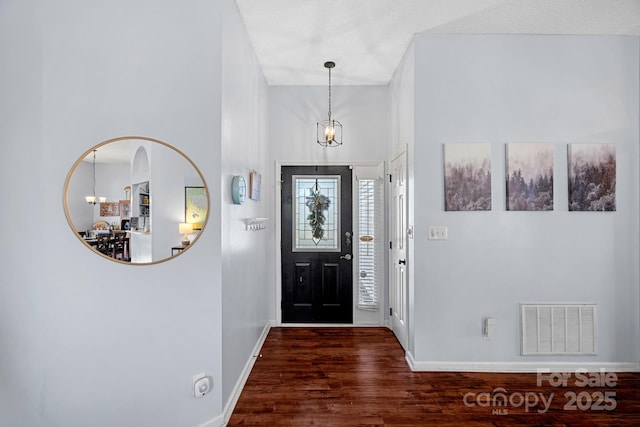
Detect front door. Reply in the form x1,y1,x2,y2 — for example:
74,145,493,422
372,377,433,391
281,165,353,323
390,151,409,350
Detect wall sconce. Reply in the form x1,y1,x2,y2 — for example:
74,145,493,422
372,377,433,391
179,222,193,245
317,61,342,147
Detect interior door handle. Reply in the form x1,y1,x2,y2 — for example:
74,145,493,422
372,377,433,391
398,259,406,265
340,254,352,261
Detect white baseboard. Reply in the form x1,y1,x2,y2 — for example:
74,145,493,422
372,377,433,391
405,351,640,373
196,320,273,427
222,320,273,425
196,414,224,427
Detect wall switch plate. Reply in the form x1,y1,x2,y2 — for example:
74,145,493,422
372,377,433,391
428,226,448,240
483,318,496,340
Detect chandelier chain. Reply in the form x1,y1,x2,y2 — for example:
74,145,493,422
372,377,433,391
327,66,332,121
92,150,97,198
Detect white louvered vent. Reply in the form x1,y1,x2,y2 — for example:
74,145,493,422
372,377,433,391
520,304,597,355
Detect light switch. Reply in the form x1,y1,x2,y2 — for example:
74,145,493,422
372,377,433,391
483,318,496,340
428,226,448,240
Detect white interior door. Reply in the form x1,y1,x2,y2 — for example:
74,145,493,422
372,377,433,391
390,151,408,350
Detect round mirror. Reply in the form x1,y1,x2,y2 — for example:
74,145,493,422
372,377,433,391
64,136,209,264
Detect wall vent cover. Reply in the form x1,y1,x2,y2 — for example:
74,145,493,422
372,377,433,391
520,304,597,355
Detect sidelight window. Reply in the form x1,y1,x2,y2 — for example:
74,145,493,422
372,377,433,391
357,178,383,310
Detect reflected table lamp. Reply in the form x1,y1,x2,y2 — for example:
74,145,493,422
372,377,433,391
179,222,193,245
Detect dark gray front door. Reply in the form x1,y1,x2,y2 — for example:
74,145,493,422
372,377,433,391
281,165,353,323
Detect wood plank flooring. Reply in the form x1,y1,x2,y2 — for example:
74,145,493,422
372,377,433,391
228,327,640,426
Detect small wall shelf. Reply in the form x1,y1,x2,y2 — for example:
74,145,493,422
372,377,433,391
244,217,268,231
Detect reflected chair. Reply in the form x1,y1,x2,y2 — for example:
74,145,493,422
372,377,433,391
95,233,112,256
112,232,128,261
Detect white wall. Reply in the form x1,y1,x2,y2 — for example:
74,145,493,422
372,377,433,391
0,1,45,426
388,40,415,163
1,0,225,426
219,0,272,414
99,162,130,205
407,35,640,367
269,85,389,164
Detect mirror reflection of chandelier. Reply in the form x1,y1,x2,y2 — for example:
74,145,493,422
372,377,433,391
316,61,342,147
85,149,106,205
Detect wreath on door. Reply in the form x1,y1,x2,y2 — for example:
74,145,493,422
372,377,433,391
305,185,331,244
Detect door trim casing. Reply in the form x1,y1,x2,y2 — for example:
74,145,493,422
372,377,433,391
274,161,386,326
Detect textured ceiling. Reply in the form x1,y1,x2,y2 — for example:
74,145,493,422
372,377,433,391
234,0,640,86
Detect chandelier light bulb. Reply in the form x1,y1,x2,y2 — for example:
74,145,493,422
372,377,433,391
324,122,336,141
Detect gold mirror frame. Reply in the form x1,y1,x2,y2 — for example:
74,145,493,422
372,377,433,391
63,136,210,265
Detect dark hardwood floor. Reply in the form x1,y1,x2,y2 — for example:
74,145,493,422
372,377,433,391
228,327,640,426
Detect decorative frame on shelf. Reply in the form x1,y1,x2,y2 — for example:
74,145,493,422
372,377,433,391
250,169,262,201
185,186,208,230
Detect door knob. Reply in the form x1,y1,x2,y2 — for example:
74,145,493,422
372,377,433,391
398,259,406,265
340,254,352,261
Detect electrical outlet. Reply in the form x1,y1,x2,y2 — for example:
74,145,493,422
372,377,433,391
428,226,448,240
193,372,211,398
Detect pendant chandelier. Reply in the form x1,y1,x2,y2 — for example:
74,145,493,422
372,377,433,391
317,61,342,147
85,149,106,205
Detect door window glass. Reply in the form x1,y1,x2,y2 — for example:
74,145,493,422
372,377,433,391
293,175,340,251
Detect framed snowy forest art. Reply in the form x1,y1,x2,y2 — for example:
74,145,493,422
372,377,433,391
444,143,491,211
568,143,616,211
506,143,554,211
